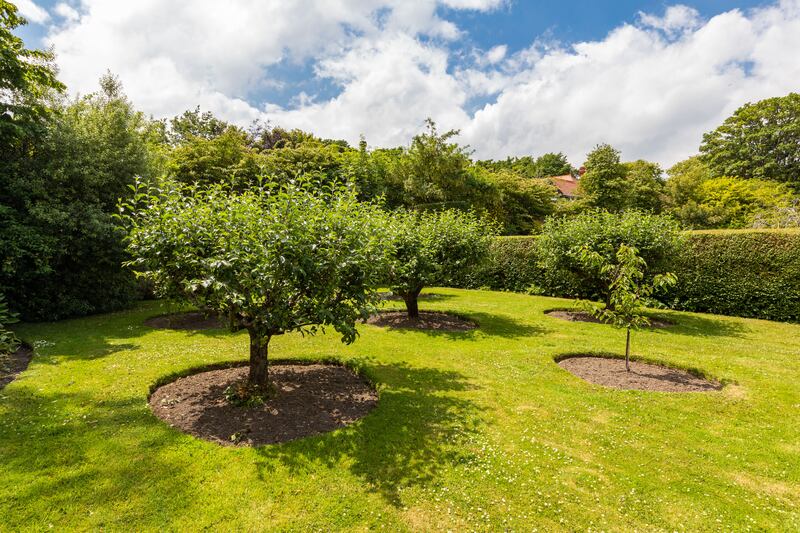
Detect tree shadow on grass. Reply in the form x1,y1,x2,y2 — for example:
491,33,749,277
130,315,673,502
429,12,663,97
0,389,193,529
648,312,750,339
369,310,547,341
252,360,484,507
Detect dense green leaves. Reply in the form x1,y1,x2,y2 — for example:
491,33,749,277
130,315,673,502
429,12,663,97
0,1,65,146
122,178,391,385
0,75,155,320
700,93,800,184
537,210,684,304
385,209,495,317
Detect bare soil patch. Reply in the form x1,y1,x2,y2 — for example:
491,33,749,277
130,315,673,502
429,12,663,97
0,344,33,390
149,363,377,446
366,311,477,331
558,356,721,392
144,311,225,330
546,309,673,328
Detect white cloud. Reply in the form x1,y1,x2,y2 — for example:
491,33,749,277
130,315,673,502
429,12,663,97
15,0,50,24
639,5,701,36
42,0,800,166
53,3,80,22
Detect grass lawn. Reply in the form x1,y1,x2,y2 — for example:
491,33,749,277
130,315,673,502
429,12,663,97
2,288,799,531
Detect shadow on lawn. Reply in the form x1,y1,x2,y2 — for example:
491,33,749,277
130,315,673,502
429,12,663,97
650,312,750,339
253,360,484,507
0,389,192,529
372,311,547,341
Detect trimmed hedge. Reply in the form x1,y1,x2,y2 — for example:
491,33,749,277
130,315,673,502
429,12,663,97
452,230,800,322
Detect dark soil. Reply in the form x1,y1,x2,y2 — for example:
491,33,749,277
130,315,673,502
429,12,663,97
0,344,33,390
558,356,721,392
546,310,673,328
366,311,477,331
379,291,445,301
149,363,377,446
144,311,225,330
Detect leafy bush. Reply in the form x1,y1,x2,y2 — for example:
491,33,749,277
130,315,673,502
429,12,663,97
0,293,20,355
668,230,800,321
121,178,390,389
386,209,496,318
453,229,800,322
537,210,684,304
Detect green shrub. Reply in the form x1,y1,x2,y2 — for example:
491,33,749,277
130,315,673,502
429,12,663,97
0,293,20,355
536,210,684,304
668,230,800,321
452,228,800,322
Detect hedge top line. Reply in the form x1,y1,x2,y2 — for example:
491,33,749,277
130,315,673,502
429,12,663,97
495,228,800,241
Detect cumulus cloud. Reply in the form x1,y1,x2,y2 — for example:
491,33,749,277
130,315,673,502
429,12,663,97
42,0,800,166
15,0,50,23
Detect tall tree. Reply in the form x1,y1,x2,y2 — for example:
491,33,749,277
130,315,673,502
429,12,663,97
1,74,154,320
0,0,65,147
578,144,628,212
700,93,800,184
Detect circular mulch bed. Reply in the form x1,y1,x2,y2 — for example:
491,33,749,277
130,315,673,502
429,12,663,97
0,344,33,390
149,363,377,446
546,310,673,328
557,356,721,392
366,311,477,331
144,311,225,330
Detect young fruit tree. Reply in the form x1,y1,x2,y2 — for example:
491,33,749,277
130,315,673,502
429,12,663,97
386,209,495,319
578,244,677,371
119,179,391,392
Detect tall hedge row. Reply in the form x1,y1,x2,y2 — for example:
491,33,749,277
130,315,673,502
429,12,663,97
453,230,800,322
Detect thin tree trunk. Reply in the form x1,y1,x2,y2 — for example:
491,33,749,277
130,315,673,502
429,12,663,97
625,327,631,372
248,329,271,388
403,287,422,319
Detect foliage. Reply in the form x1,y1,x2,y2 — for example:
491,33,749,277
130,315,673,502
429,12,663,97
623,160,666,212
700,92,800,184
475,168,556,234
476,152,574,179
537,210,684,304
167,126,264,188
668,229,800,321
385,209,495,318
0,292,19,355
0,1,65,147
578,144,629,212
454,230,800,322
167,106,229,144
580,145,666,213
0,74,154,320
578,244,677,369
690,177,795,229
121,178,391,387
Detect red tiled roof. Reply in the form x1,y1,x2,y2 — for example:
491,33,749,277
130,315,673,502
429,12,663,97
550,174,580,198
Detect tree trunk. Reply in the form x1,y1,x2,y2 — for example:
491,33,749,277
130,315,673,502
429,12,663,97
625,327,631,372
403,287,422,319
248,329,271,388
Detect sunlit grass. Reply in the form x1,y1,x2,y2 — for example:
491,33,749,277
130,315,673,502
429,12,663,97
1,289,798,530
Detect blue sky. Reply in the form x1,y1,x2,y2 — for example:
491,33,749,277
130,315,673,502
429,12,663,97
10,0,798,165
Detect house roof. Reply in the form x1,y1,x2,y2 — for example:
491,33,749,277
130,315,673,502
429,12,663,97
550,174,580,198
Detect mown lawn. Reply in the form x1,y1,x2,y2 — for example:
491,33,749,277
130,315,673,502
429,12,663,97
1,289,799,531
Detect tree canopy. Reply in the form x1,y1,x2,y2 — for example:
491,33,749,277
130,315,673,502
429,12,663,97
121,179,391,389
700,93,800,184
386,209,495,318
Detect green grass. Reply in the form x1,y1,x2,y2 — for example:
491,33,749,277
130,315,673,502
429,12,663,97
2,289,799,531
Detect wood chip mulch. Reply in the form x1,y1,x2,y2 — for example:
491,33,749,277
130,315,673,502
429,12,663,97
558,356,722,392
149,363,377,446
366,311,477,331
